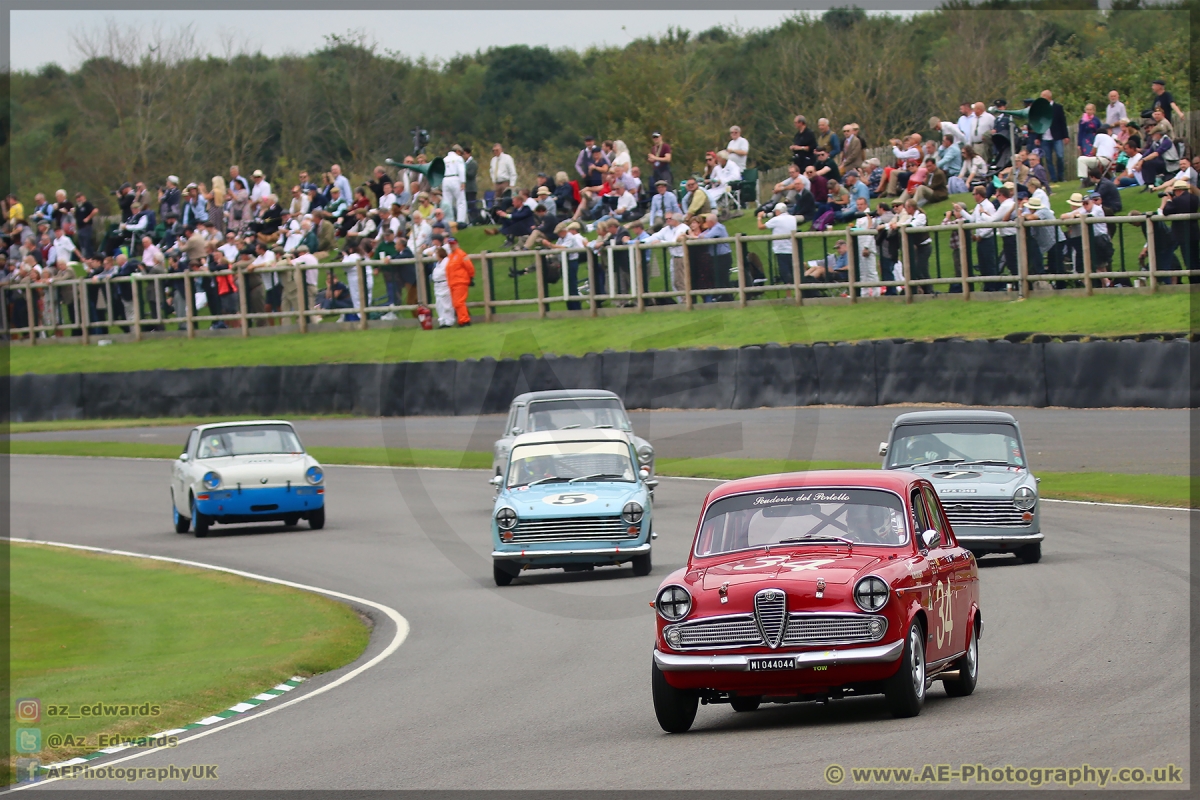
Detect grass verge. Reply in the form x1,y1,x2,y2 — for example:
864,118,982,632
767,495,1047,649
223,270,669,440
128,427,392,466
5,542,369,781
9,442,1191,508
7,293,1188,376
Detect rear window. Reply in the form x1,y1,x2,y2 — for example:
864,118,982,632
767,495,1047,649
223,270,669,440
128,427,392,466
526,398,631,432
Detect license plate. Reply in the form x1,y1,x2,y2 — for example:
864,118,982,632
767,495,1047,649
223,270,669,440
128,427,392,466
748,657,796,671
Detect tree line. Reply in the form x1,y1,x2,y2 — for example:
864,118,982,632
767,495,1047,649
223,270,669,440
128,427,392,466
6,0,1191,214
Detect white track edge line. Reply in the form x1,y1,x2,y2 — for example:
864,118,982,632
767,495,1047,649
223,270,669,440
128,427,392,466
8,538,409,791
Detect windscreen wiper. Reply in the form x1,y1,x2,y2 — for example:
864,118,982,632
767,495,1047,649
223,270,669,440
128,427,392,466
528,476,571,486
898,458,965,468
568,473,627,483
776,534,855,547
592,424,613,429
954,459,1013,467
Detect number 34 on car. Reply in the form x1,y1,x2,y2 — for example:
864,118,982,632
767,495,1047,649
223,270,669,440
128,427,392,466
650,470,980,733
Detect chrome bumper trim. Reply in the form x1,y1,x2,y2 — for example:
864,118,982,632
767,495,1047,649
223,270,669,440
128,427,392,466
653,639,904,672
957,533,1044,542
492,542,651,559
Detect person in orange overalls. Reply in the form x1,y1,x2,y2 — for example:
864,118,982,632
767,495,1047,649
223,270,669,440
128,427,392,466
444,237,475,327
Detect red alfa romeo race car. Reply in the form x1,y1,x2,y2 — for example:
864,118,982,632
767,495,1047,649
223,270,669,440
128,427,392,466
651,470,981,733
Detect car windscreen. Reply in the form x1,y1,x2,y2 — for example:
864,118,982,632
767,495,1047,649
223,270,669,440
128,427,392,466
695,488,908,557
197,425,304,458
887,422,1025,469
507,440,635,488
525,399,632,433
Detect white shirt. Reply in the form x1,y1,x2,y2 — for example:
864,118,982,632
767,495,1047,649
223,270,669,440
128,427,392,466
378,192,397,210
903,209,930,245
557,232,587,252
970,199,996,237
432,257,448,283
292,252,320,286
142,243,163,270
52,234,77,261
1093,133,1117,162
893,145,920,162
764,213,798,253
614,191,637,214
938,121,965,145
989,197,1017,237
219,242,240,262
489,153,518,185
972,112,995,142
252,250,278,288
648,221,689,258
1105,101,1127,126
853,215,877,254
714,160,742,187
1086,205,1107,237
726,137,750,170
957,113,975,141
284,227,304,253
251,180,272,204
442,151,466,183
1123,152,1144,177
411,220,432,252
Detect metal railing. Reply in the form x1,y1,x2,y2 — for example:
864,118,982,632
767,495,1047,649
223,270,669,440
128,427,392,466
4,212,1197,344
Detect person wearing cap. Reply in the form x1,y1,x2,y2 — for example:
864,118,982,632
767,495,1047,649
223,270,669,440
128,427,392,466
532,185,557,218
443,236,474,326
1161,177,1199,271
1078,122,1118,187
757,203,798,284
249,169,272,205
1139,126,1176,188
647,132,673,188
648,179,682,228
1150,80,1183,123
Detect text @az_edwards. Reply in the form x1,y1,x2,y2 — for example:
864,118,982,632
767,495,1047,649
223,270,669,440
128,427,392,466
824,763,1185,788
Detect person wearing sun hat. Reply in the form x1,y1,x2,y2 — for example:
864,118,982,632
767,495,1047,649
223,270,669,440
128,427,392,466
1020,194,1063,280
1058,191,1089,277
1161,177,1200,271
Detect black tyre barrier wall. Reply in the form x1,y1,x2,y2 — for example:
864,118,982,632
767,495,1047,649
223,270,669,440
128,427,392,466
6,339,1194,422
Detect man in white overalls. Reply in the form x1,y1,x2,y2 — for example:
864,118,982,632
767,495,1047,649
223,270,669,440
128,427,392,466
852,196,880,296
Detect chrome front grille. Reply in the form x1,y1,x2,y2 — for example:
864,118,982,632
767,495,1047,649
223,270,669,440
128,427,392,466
508,515,635,544
941,498,1031,528
754,588,787,649
666,612,888,651
783,614,887,645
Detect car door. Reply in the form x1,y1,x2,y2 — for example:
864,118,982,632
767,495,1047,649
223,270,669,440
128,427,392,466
924,485,973,655
174,429,199,511
913,486,956,664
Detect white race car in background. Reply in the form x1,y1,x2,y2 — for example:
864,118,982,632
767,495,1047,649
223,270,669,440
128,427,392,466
171,420,326,537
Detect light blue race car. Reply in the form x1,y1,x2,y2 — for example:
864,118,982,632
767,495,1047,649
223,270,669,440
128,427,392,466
490,429,655,586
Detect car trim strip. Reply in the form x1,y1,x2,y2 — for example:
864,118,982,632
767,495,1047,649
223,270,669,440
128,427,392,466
652,639,904,671
491,543,651,559
955,533,1044,542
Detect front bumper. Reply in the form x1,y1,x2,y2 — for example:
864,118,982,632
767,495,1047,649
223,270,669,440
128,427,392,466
195,486,323,519
653,640,904,672
956,530,1043,551
492,542,651,562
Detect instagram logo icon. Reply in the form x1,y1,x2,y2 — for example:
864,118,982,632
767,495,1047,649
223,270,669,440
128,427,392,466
15,699,40,724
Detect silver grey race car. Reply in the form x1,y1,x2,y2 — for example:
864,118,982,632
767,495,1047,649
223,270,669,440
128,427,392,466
492,390,656,490
881,410,1042,563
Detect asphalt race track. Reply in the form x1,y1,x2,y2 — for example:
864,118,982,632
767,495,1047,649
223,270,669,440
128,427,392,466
10,455,1190,791
11,405,1190,474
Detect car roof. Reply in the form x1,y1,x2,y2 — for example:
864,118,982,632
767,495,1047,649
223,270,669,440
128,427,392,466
891,410,1017,426
704,470,921,504
512,389,621,404
510,429,632,446
195,420,295,433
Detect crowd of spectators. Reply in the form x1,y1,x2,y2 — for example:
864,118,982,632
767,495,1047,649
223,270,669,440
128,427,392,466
2,77,1194,336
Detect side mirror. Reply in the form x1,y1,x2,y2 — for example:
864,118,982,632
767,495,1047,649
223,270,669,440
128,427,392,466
921,529,942,550
511,428,523,436
490,475,503,488
639,467,650,480
179,453,190,462
879,442,889,457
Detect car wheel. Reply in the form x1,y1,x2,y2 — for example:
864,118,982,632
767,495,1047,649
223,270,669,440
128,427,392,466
308,507,326,530
884,620,926,718
1017,542,1042,563
944,619,979,698
730,696,762,712
191,497,210,538
652,660,698,733
172,495,191,534
283,515,300,527
631,552,652,576
493,561,517,587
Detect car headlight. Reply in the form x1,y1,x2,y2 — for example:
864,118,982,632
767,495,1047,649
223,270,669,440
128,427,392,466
622,501,644,525
637,445,654,465
1013,486,1036,511
495,506,518,531
655,585,692,622
664,627,684,649
853,575,890,613
202,471,221,490
305,466,324,485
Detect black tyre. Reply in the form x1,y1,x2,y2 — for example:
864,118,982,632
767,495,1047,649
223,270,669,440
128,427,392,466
884,621,926,718
283,515,300,527
652,661,698,733
173,497,191,534
493,561,516,587
730,696,762,713
308,507,326,530
1017,542,1042,563
631,552,652,577
193,511,210,538
943,619,979,698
